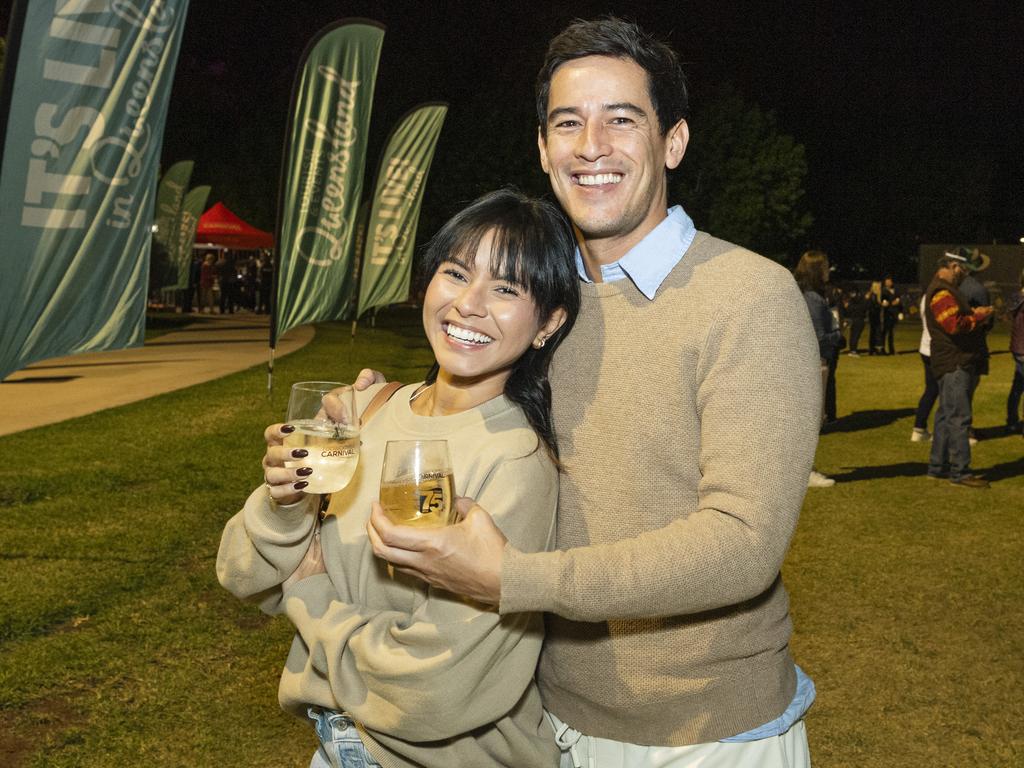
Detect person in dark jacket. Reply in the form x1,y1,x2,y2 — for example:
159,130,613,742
1005,267,1024,434
217,252,236,314
845,288,868,355
867,281,883,354
794,250,843,487
958,250,994,445
925,248,993,488
880,276,901,354
184,253,202,314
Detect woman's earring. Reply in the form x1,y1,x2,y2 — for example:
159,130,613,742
534,337,546,349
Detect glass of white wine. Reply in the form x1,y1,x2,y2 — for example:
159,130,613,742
379,440,455,527
284,381,360,494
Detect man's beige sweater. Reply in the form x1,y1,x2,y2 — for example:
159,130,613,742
502,232,822,745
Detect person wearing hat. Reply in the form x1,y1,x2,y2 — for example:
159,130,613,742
924,247,994,487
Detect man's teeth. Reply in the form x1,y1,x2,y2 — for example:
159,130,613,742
445,324,493,344
577,173,622,186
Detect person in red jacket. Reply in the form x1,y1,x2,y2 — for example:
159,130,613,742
924,248,994,487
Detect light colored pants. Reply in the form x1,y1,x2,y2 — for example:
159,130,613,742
547,711,810,768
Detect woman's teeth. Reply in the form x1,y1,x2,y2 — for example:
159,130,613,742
445,324,493,344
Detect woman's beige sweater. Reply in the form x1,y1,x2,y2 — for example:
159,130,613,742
218,383,560,767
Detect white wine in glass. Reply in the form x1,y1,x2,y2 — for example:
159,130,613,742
284,382,360,494
380,440,455,527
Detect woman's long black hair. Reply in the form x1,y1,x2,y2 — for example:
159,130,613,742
416,188,580,460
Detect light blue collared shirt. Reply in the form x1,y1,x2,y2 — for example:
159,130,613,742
577,205,816,741
574,205,696,298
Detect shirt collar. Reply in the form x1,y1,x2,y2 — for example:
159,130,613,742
574,205,696,300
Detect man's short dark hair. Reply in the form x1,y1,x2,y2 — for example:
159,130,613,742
536,17,689,137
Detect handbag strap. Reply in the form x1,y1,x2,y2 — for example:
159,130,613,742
360,381,403,426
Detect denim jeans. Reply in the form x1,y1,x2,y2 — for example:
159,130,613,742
929,367,977,480
307,708,381,768
1007,353,1024,427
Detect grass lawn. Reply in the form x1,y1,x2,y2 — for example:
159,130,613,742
1,312,1021,767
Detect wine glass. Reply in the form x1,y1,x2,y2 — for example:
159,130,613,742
284,381,360,493
379,440,455,527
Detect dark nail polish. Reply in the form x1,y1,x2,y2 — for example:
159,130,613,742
293,480,309,490
296,467,313,477
291,448,308,458
281,424,296,434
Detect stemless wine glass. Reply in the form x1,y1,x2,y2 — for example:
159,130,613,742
284,381,360,494
379,440,455,527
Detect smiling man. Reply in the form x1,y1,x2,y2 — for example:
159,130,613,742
368,17,821,767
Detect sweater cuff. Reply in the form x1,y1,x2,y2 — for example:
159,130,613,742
499,544,558,614
243,486,316,541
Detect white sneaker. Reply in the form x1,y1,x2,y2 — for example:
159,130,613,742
911,427,931,442
968,436,979,446
808,470,836,488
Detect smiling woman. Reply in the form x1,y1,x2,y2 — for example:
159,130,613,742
424,229,558,402
217,188,581,768
414,189,581,448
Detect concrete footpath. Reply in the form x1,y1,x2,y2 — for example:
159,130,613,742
0,313,314,437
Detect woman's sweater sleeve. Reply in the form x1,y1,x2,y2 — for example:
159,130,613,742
281,452,557,742
216,486,318,614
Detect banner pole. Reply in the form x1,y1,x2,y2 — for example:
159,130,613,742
267,345,276,395
268,248,280,396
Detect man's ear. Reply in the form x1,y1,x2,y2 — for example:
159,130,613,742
538,127,551,174
664,119,689,170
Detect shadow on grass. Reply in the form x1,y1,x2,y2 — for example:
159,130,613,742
831,455,1024,484
973,424,1019,442
979,455,1024,483
830,461,928,482
823,407,915,434
1,375,81,383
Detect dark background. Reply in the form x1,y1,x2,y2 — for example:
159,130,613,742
3,0,1022,280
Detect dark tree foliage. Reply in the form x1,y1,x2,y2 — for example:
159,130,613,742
671,87,812,263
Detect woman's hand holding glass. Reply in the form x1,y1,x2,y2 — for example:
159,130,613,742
283,382,360,494
261,382,360,506
262,422,315,506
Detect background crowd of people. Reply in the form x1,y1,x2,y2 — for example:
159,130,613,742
798,248,1024,490
181,250,274,315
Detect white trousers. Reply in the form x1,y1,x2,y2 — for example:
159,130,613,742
547,711,810,768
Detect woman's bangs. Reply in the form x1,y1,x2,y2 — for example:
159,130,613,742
485,225,536,295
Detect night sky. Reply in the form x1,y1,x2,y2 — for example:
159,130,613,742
4,0,1022,280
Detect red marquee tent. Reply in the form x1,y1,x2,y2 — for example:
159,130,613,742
194,202,274,249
